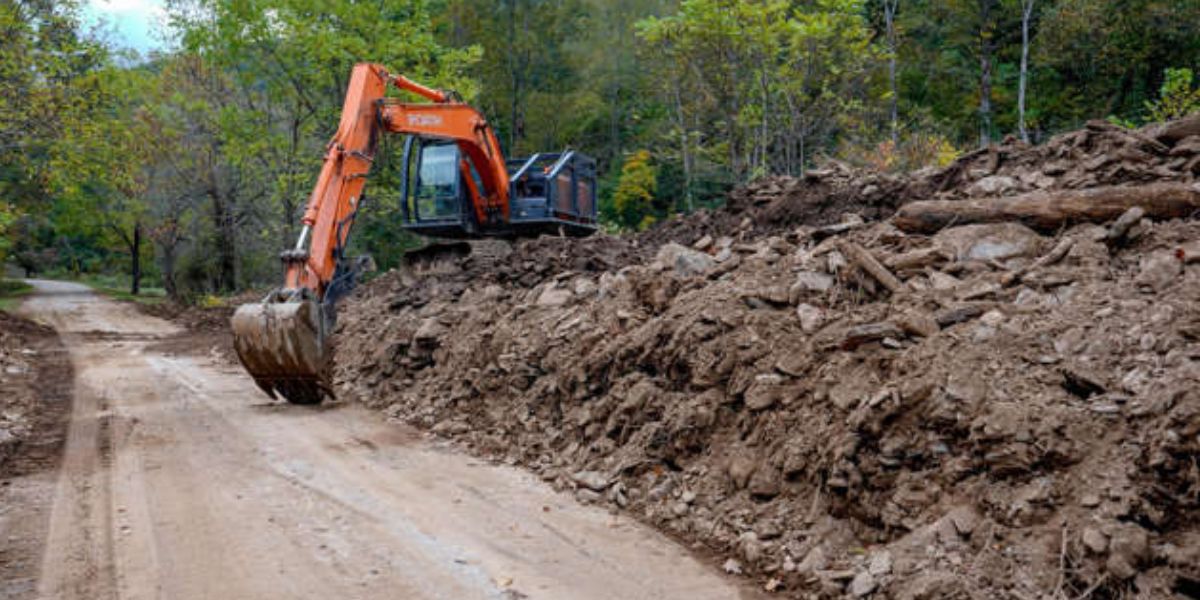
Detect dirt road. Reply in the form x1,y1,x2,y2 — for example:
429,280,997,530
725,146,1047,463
14,280,751,600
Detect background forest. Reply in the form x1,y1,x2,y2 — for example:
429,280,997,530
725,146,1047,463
2,0,1199,300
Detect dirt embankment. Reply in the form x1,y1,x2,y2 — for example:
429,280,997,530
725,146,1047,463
0,311,72,476
333,116,1200,598
0,309,73,596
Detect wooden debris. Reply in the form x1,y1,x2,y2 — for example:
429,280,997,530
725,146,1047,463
1001,238,1076,287
934,305,986,328
893,183,1200,234
840,322,905,351
885,247,949,272
838,241,904,294
1104,206,1146,246
1143,113,1200,146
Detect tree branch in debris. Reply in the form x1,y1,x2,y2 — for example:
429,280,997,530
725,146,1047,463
893,183,1200,234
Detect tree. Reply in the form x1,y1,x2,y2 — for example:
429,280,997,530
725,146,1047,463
883,0,900,144
610,150,657,229
1016,0,1035,142
48,66,155,294
977,0,999,147
638,0,880,181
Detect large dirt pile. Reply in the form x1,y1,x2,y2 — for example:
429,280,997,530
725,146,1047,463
333,117,1200,598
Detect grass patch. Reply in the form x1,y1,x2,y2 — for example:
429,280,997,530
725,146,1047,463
78,274,167,305
0,279,33,312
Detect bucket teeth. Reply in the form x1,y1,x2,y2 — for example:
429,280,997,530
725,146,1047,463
231,300,333,405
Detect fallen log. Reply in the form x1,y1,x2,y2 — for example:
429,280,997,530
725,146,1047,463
893,183,1200,234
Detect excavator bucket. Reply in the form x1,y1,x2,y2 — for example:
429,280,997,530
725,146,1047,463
230,299,332,405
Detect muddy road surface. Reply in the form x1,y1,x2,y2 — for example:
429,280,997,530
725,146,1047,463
11,280,750,600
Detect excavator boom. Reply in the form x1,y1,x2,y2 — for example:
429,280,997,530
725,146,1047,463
231,63,597,404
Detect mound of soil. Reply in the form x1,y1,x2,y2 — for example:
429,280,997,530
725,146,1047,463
333,115,1200,598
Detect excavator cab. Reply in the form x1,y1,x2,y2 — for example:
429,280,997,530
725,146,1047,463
233,64,602,405
399,137,598,238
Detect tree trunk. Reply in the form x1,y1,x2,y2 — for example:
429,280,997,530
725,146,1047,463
884,0,899,145
673,79,693,212
161,244,178,301
209,187,237,292
978,0,996,147
893,183,1200,233
1017,0,1034,143
130,220,141,296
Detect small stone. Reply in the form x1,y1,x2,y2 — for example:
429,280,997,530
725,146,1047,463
850,571,878,597
796,546,828,574
536,286,573,307
946,505,980,536
681,490,697,504
727,453,758,489
796,303,825,333
722,558,743,575
744,374,785,410
789,271,835,303
747,467,781,499
1106,554,1138,580
571,470,611,492
413,318,446,343
672,501,689,517
894,310,940,337
693,235,714,250
755,520,782,540
575,489,602,504
1108,525,1149,570
739,532,763,564
928,271,961,290
1079,493,1102,507
966,175,1018,197
656,242,716,277
1082,528,1108,554
1135,251,1183,292
867,551,893,576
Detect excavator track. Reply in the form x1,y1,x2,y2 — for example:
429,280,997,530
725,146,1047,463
402,239,513,274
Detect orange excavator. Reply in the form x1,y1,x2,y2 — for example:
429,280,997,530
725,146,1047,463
231,63,597,404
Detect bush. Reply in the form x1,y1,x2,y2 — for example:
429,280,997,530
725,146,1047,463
1146,68,1200,123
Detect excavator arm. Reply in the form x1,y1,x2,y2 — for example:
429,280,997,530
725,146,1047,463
287,63,511,295
232,63,512,404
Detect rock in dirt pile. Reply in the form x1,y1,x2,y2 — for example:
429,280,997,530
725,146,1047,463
333,116,1200,598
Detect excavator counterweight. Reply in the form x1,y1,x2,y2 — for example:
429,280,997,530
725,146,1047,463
231,63,596,404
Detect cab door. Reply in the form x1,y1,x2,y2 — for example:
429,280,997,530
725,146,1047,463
401,138,463,224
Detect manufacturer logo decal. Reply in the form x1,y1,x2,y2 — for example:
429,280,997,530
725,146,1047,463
407,114,443,127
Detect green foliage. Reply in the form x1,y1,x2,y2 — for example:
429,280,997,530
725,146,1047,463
0,203,15,263
610,150,658,230
0,279,32,313
638,0,881,183
1146,68,1200,123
